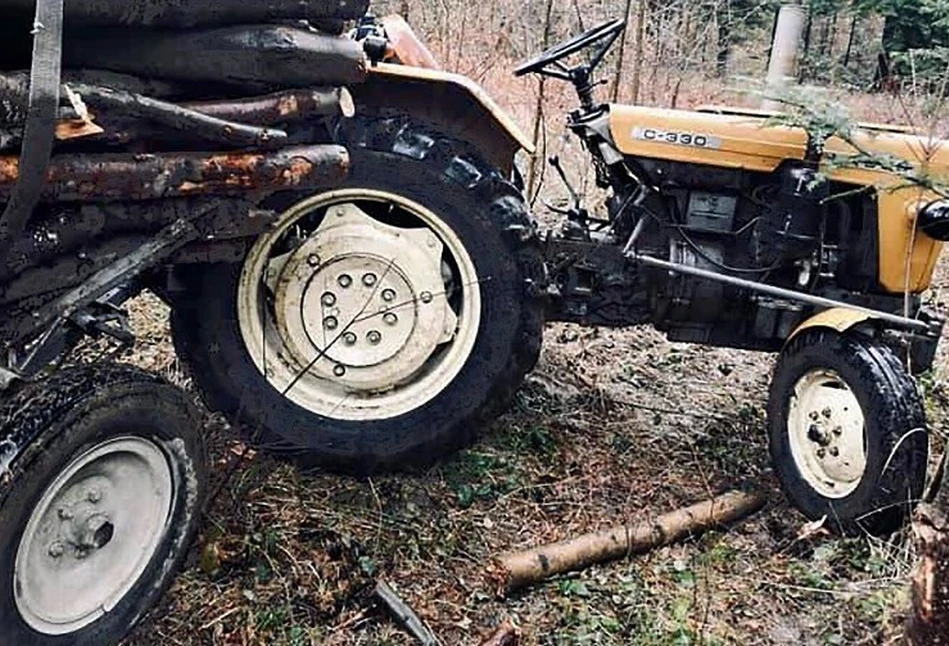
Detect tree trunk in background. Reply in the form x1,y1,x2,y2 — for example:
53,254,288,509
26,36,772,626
399,1,408,20
526,0,555,202
611,0,635,102
631,0,646,104
843,14,857,68
906,468,949,645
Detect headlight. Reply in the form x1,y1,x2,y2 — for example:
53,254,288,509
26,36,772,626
919,200,949,241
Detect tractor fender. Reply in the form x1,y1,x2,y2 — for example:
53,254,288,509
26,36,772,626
786,308,878,345
349,62,534,174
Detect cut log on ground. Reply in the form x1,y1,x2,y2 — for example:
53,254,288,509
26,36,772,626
0,0,371,27
906,452,949,645
493,490,765,594
0,144,350,202
63,26,367,89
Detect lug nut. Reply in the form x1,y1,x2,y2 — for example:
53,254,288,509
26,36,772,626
87,488,102,504
324,317,339,330
333,365,346,377
830,447,840,457
817,448,827,459
338,274,353,288
48,542,64,558
384,313,398,326
832,427,843,436
363,273,378,287
420,291,433,304
809,411,819,422
343,332,357,346
822,408,832,419
382,288,396,302
367,330,382,345
58,508,73,521
307,254,320,268
321,292,337,307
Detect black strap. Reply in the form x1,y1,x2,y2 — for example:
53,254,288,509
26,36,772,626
0,0,64,257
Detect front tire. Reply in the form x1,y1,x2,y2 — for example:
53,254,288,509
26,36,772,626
0,365,207,646
767,329,928,535
172,116,545,473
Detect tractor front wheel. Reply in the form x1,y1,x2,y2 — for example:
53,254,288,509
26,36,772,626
767,329,929,536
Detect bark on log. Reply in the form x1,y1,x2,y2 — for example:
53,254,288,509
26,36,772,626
62,26,367,89
0,0,370,27
183,88,353,125
71,84,288,148
493,490,765,594
0,144,349,202
906,458,949,645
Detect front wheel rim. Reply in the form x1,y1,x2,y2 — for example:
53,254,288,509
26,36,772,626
14,437,174,635
237,189,483,422
787,369,868,499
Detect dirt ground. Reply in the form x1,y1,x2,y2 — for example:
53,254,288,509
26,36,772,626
112,251,949,646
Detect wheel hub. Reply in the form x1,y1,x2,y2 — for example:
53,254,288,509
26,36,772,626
788,369,867,499
270,203,458,394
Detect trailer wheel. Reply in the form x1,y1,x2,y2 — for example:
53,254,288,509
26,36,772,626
768,329,928,536
0,365,207,646
172,116,545,474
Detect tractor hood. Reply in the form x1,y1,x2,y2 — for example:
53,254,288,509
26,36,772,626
608,103,949,183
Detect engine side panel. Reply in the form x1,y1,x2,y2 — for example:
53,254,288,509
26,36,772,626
608,104,946,293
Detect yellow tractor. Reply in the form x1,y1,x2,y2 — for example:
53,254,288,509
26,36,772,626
169,17,945,536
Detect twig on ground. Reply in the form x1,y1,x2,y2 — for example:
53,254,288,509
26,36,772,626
374,580,441,646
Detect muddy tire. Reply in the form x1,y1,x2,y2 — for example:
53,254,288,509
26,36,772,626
171,116,545,474
0,365,207,646
767,329,928,536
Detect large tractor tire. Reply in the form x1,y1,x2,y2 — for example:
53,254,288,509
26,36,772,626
171,116,546,474
0,365,207,646
768,329,929,536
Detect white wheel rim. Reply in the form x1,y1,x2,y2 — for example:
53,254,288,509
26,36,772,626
787,369,867,499
238,189,482,421
14,437,174,635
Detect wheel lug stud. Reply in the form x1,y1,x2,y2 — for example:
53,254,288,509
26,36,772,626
363,273,377,287
368,330,382,345
830,447,840,457
321,292,337,307
382,289,396,302
338,274,353,288
48,542,64,558
58,508,73,521
822,408,832,419
324,317,339,330
333,365,346,377
343,332,357,346
384,313,398,326
87,488,101,504
307,254,321,268
809,411,819,421
832,427,842,436
420,291,433,304
817,448,827,459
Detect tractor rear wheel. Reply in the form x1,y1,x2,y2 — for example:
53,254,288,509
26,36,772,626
767,329,929,536
171,116,546,474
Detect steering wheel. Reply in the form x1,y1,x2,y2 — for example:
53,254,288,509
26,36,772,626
515,18,626,77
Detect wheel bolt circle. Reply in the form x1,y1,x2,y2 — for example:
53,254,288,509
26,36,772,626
382,289,396,302
368,330,382,345
307,254,320,268
363,273,377,287
338,274,353,288
321,292,337,307
333,365,346,377
48,542,64,558
384,313,398,326
324,317,339,330
343,332,357,345
420,291,433,304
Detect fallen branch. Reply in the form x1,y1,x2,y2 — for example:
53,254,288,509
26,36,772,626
906,451,949,644
492,490,765,594
373,580,440,646
478,620,519,646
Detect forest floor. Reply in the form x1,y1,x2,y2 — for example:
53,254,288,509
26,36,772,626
113,61,949,645
117,265,949,646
